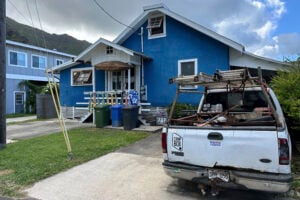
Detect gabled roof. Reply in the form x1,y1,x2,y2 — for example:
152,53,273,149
51,38,150,72
6,40,76,58
114,4,245,52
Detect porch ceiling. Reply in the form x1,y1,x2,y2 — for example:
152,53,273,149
95,61,132,71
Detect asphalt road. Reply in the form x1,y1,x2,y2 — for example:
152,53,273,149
24,133,295,200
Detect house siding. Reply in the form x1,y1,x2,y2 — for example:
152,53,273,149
59,63,106,107
5,42,73,113
6,79,24,113
122,16,229,106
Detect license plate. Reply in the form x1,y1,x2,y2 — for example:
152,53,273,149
208,169,230,182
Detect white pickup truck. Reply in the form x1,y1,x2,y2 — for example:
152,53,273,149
162,69,292,194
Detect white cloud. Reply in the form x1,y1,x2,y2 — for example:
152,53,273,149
250,0,265,9
255,21,276,39
266,0,286,18
255,33,300,59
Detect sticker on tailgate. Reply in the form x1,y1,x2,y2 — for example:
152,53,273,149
210,141,221,147
172,133,183,151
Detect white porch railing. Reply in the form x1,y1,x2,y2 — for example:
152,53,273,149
60,106,89,119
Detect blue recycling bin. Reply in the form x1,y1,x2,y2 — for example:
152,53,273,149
110,104,123,127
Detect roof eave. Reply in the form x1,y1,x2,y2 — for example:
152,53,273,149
6,40,76,57
114,7,245,52
244,51,291,67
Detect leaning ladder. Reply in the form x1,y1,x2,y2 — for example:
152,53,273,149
46,69,73,159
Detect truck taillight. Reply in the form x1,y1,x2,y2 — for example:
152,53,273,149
162,132,167,153
278,138,289,165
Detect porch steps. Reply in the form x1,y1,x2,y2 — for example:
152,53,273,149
138,116,150,126
81,112,93,123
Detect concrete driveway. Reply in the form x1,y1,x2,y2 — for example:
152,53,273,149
25,133,291,200
7,118,93,141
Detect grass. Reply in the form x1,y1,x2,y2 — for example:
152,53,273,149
6,113,35,118
0,128,150,197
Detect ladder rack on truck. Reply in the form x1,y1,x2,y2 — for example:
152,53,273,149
168,67,281,127
169,68,258,89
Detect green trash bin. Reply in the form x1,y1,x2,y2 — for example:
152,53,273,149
94,104,110,128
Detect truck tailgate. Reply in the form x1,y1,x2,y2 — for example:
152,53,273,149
167,127,280,173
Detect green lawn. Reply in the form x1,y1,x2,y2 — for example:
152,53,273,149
0,128,150,197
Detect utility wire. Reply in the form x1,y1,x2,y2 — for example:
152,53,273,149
93,0,134,29
34,0,47,50
25,0,41,47
7,0,31,24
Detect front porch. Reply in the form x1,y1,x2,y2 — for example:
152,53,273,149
68,38,158,125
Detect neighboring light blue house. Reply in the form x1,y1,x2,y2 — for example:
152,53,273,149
53,4,288,111
6,40,75,114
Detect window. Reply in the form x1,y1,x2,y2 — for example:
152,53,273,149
112,71,122,90
147,15,166,38
56,59,64,66
178,59,198,89
32,55,46,69
71,68,93,86
15,92,24,105
106,46,114,55
9,51,26,67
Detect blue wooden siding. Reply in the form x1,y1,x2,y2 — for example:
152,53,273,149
122,16,229,106
60,64,105,106
95,69,105,91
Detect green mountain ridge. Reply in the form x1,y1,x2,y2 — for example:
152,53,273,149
6,17,91,55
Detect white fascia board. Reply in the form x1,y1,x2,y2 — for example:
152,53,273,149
114,7,245,52
244,51,290,66
229,48,290,71
6,40,76,58
143,3,166,11
114,11,149,44
6,73,59,82
48,60,78,73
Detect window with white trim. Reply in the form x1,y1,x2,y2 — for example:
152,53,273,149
9,51,27,67
178,58,198,89
71,69,93,86
56,59,64,66
32,55,46,69
147,15,166,38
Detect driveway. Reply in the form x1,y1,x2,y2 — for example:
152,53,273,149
7,118,93,141
25,133,294,200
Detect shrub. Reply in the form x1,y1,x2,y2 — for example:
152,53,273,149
167,103,198,119
271,65,300,125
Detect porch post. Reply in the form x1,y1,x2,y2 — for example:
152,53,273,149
92,66,96,124
128,68,131,91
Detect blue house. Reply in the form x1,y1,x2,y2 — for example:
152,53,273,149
6,40,75,114
53,4,288,118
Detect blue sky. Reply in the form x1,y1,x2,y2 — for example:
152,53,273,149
6,0,300,61
276,0,298,34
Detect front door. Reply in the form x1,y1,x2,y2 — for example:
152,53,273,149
14,91,25,113
109,68,136,91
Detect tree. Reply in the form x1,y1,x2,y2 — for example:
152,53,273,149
271,64,300,125
18,81,51,113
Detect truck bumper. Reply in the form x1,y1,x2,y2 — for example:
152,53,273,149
163,161,292,193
